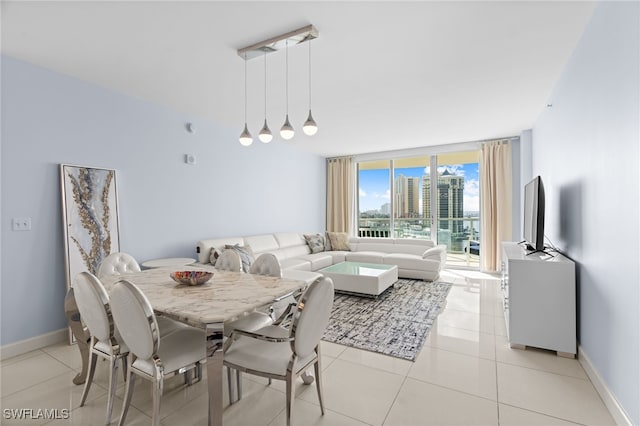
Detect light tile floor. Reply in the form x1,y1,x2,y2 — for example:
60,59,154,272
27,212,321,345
0,269,616,426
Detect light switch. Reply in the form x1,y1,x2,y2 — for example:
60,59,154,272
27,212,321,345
12,217,32,231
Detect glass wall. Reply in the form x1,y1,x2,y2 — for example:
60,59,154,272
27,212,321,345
357,151,480,267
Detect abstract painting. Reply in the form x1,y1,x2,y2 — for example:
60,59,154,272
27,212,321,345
60,164,120,291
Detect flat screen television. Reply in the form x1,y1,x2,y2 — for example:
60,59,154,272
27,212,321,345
523,176,545,252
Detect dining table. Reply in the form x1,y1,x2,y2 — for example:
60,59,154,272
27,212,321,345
99,264,307,426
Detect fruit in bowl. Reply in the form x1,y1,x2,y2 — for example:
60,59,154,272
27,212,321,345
170,271,213,286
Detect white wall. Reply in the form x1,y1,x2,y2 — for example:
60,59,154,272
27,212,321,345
1,56,326,346
532,3,639,424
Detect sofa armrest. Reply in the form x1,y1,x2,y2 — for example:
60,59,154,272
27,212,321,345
422,246,445,261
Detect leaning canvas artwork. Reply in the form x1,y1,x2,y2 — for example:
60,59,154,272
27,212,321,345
60,164,120,290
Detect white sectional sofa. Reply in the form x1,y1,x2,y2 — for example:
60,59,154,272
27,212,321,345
196,232,446,281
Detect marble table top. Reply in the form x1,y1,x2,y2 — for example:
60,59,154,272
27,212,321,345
100,265,306,328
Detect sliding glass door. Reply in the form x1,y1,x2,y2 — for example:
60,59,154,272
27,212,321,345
357,150,480,268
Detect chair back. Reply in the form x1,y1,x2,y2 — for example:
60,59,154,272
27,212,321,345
249,253,282,277
290,277,334,358
216,249,242,272
97,252,141,279
109,279,159,361
73,272,113,342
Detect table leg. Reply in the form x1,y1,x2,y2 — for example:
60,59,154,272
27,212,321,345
206,322,224,426
63,288,90,385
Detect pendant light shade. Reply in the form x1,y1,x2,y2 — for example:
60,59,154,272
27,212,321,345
280,115,295,140
303,39,318,136
239,123,253,146
259,119,273,143
239,53,253,146
303,110,318,136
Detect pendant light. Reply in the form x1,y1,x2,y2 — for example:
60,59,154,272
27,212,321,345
280,40,295,140
258,51,273,143
303,39,318,136
239,53,253,146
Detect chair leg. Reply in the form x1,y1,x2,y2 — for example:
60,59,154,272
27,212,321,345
121,355,128,381
236,370,242,401
314,361,325,415
301,370,314,385
152,377,163,426
105,355,120,424
80,351,98,407
118,369,135,426
285,373,296,426
226,366,235,404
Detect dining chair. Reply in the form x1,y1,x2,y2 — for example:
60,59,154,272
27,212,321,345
73,272,128,425
215,249,242,272
223,276,335,426
97,252,141,280
109,279,206,426
96,252,182,336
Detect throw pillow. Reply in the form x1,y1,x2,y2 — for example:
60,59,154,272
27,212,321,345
209,247,223,266
324,232,333,251
327,232,351,251
304,233,326,254
224,244,254,273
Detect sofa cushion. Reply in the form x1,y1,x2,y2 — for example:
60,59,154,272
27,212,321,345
274,233,306,249
244,234,279,254
296,253,333,270
280,258,312,271
324,251,348,265
383,253,440,272
327,232,351,251
303,233,326,254
345,251,384,264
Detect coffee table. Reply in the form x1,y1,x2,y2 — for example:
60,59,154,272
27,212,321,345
319,261,398,297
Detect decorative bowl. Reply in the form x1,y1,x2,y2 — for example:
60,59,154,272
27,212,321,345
170,271,213,286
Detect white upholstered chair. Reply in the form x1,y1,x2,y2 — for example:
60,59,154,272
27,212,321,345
249,252,282,277
215,249,242,273
73,272,127,425
97,252,141,279
224,276,335,426
109,279,206,426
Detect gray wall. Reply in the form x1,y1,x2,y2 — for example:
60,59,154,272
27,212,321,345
1,56,326,346
532,3,639,423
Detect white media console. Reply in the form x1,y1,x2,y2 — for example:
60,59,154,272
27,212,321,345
501,242,576,357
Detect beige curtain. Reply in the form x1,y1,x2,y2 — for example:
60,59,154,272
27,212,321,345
480,141,512,272
326,157,355,233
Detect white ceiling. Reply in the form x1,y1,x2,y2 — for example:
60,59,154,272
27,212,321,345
1,1,596,157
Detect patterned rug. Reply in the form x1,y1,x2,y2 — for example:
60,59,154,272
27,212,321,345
322,279,452,361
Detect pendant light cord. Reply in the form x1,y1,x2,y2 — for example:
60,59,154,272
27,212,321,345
264,51,267,118
244,53,248,122
285,40,289,115
308,40,312,110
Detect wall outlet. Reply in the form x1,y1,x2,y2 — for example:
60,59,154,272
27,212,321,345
12,217,32,231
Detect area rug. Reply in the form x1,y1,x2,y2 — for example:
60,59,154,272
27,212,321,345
322,279,452,361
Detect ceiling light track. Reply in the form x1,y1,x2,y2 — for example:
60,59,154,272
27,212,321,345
237,25,318,61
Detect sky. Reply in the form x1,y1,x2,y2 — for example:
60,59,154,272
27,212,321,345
359,163,480,214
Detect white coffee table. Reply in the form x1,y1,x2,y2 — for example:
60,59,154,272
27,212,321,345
141,257,196,269
319,261,398,297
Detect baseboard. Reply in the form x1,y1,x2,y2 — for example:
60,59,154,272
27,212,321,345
0,328,68,360
578,344,634,426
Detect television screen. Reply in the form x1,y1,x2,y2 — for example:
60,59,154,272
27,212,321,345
523,176,545,251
